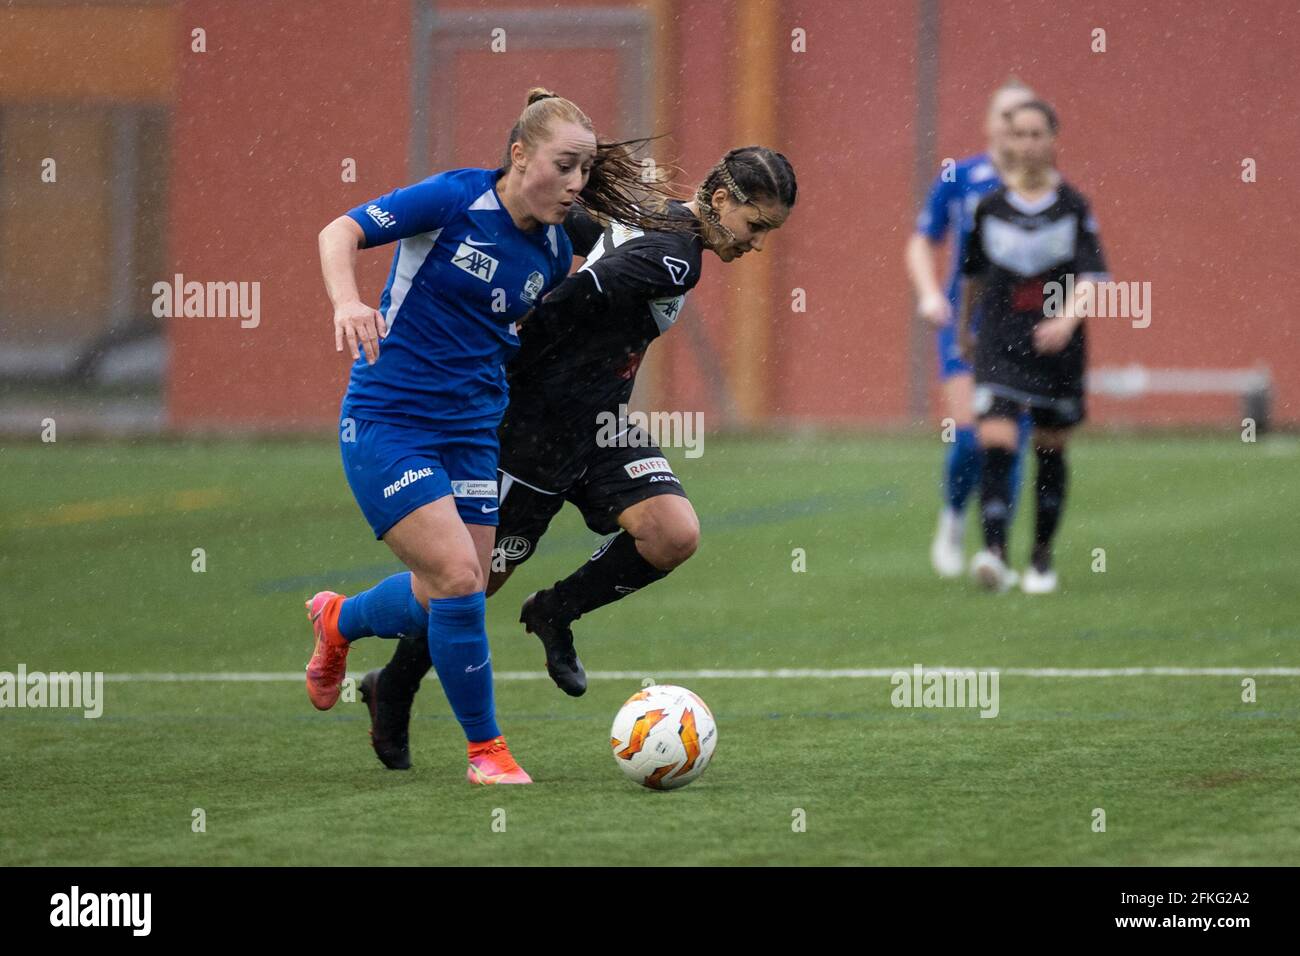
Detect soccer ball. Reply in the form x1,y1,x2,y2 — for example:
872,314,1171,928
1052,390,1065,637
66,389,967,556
609,684,717,790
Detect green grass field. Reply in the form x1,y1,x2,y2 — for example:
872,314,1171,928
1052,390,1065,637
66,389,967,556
2,433,1298,866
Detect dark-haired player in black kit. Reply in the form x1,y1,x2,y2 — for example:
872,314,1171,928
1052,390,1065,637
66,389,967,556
359,147,797,768
959,101,1107,595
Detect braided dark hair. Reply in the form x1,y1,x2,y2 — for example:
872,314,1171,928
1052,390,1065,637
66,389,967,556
578,136,695,234
696,146,797,242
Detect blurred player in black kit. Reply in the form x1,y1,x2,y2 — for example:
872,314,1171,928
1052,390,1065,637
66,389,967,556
361,146,797,768
959,101,1107,595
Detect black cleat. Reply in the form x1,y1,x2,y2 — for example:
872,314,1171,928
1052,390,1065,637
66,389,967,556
359,668,413,770
520,591,587,697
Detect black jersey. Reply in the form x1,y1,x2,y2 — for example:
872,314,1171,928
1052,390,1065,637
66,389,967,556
962,180,1106,399
499,201,704,489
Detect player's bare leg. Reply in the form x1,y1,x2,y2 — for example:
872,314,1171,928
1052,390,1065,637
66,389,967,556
932,372,977,578
618,494,701,571
363,518,518,769
380,499,529,783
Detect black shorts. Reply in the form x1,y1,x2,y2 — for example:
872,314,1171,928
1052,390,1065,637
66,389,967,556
492,440,689,569
974,382,1085,430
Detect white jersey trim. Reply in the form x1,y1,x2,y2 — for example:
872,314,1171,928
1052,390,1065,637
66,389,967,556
497,468,562,496
468,189,500,211
578,263,603,293
384,228,442,329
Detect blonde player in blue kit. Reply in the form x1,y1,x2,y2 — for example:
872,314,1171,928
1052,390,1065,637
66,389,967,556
304,88,683,785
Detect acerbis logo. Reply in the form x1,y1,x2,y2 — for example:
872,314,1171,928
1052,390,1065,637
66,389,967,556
382,467,434,499
662,256,690,285
452,243,500,282
366,204,396,229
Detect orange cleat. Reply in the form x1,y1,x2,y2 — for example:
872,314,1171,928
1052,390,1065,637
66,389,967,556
466,736,533,785
304,590,350,710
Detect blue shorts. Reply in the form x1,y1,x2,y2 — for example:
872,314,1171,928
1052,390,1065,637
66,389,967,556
340,416,500,539
936,322,971,380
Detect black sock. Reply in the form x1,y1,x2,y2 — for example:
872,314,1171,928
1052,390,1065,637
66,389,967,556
382,633,432,696
548,531,670,624
980,446,1015,557
1032,446,1067,570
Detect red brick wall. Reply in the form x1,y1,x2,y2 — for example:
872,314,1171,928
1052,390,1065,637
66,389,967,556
166,0,1300,429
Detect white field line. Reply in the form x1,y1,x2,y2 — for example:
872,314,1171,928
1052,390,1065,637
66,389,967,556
96,666,1300,683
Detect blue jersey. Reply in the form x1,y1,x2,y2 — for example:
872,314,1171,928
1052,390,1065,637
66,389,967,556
915,153,1003,308
341,167,572,431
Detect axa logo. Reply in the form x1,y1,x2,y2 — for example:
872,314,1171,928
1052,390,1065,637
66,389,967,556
366,204,396,229
382,467,434,499
452,243,500,283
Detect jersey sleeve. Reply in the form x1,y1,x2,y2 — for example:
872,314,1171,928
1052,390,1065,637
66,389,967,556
1073,199,1108,279
960,202,989,277
530,233,697,329
915,168,955,241
578,233,699,310
562,206,606,258
345,173,465,247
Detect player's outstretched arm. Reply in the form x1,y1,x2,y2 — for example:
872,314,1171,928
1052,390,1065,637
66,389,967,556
319,215,387,365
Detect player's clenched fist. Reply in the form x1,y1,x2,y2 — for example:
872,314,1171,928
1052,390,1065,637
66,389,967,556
334,300,387,364
1033,315,1077,355
917,290,952,327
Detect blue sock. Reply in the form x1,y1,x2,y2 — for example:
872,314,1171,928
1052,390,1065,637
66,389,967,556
427,591,499,743
337,573,427,642
945,426,982,512
1008,412,1033,515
